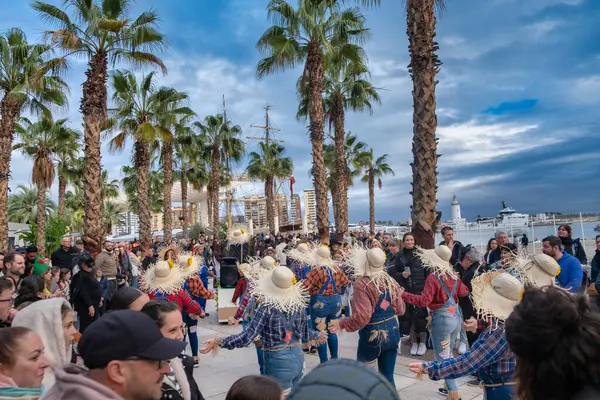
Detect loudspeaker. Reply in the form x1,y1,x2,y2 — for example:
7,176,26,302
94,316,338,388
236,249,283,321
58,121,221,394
219,257,240,288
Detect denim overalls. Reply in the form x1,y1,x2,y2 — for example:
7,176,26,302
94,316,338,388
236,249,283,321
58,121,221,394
262,309,305,393
478,357,516,399
430,275,463,393
242,295,266,375
356,289,400,385
309,267,342,363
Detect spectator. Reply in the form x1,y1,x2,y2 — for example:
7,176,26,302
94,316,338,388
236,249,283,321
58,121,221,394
50,237,77,270
0,327,49,398
0,251,5,272
520,234,529,254
94,241,118,302
109,287,150,311
24,246,38,277
3,253,25,292
57,269,71,302
590,235,600,307
487,232,509,266
0,277,15,327
70,253,102,332
74,238,84,252
14,276,45,309
385,238,401,267
43,310,186,400
542,236,583,293
439,227,464,267
558,224,588,265
12,298,77,389
226,376,282,400
483,238,498,266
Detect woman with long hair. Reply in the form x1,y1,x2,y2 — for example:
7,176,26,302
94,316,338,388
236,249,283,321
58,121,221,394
141,299,205,400
506,286,600,399
484,238,498,266
558,224,588,265
14,276,45,309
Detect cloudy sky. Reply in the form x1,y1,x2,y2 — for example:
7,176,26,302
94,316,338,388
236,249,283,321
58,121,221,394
3,0,599,223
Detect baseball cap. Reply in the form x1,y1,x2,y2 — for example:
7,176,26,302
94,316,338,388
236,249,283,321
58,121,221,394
78,310,186,369
26,245,38,253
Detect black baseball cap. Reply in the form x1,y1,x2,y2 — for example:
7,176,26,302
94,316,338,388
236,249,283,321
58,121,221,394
26,245,38,253
78,310,186,369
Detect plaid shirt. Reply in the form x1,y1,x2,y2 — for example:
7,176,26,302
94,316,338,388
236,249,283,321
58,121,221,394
186,275,214,300
402,274,469,311
234,292,250,319
148,288,204,316
303,266,349,296
424,326,515,381
232,278,248,303
220,305,320,349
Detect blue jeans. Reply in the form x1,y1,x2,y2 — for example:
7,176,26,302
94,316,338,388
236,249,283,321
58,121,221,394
431,309,462,392
130,276,139,289
242,320,266,375
310,294,342,363
183,313,198,357
263,345,304,391
479,371,516,400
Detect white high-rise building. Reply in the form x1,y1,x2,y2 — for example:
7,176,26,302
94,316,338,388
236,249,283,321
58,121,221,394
303,189,316,231
451,195,462,222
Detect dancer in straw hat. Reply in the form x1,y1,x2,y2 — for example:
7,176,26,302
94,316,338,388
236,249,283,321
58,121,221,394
328,246,406,386
401,245,469,400
302,246,349,364
511,253,560,289
200,266,326,396
408,270,523,400
226,228,250,264
143,260,205,319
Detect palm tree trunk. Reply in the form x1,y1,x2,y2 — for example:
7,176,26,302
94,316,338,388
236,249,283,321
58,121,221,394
57,170,67,219
181,170,189,239
369,173,375,235
206,186,212,228
35,183,47,252
81,51,108,254
0,96,20,253
332,96,348,239
265,177,274,233
407,0,440,250
210,145,221,238
162,141,174,244
330,179,341,240
307,42,330,244
135,140,152,248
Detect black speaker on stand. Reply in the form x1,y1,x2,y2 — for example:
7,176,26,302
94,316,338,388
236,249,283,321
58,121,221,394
219,257,240,289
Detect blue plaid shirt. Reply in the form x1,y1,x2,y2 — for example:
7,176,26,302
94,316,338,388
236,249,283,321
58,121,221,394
424,326,515,381
220,305,320,349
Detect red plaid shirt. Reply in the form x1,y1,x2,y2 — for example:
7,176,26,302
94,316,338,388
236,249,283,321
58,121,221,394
402,274,469,311
303,266,349,296
186,275,214,299
234,292,250,319
148,288,204,316
232,278,248,303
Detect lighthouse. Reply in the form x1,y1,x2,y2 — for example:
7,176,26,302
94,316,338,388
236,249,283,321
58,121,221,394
451,195,462,222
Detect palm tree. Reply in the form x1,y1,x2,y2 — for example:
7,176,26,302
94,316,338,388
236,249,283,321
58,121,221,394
34,0,167,252
0,28,67,252
14,116,78,251
360,149,394,235
247,142,294,233
121,165,164,216
8,185,56,224
103,201,125,236
55,128,81,219
109,71,186,247
194,114,244,238
101,170,120,200
256,0,369,244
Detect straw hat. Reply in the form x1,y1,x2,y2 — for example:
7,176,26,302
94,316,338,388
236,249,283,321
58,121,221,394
307,246,335,268
471,271,523,322
286,242,312,265
142,260,185,295
237,262,251,277
244,256,278,282
343,245,400,300
228,228,249,245
512,253,559,288
176,252,200,278
253,266,309,313
416,245,456,277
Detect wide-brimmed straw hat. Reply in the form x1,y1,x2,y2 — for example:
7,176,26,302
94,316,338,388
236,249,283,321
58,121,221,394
416,245,456,277
305,246,335,269
512,253,559,288
253,266,309,313
244,255,278,282
286,242,312,265
176,252,200,278
142,260,185,295
471,271,523,322
228,228,249,245
343,245,400,300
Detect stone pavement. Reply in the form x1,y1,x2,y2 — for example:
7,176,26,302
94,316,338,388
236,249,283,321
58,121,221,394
191,297,484,400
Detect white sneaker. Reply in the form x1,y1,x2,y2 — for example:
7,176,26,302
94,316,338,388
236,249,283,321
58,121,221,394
410,343,419,356
417,343,427,356
457,342,467,355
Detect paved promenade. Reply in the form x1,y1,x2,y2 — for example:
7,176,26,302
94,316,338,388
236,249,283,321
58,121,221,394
192,296,484,400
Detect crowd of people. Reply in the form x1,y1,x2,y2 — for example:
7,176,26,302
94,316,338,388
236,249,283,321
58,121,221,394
0,224,598,400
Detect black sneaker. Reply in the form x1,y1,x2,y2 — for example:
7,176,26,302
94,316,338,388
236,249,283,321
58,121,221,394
438,388,448,397
193,359,199,368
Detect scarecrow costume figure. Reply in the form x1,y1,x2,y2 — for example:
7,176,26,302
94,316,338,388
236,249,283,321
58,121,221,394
329,246,406,386
201,266,326,396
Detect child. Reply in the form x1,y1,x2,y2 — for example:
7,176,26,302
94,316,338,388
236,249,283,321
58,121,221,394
94,268,109,315
226,375,283,400
58,268,71,301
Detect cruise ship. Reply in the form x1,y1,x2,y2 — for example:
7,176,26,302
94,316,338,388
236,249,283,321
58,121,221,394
475,202,530,229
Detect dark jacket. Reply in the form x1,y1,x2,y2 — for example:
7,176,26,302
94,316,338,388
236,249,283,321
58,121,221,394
561,237,588,265
458,262,479,320
439,240,464,267
51,246,79,270
70,269,102,313
488,247,501,266
388,248,428,294
160,354,204,400
14,294,43,309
